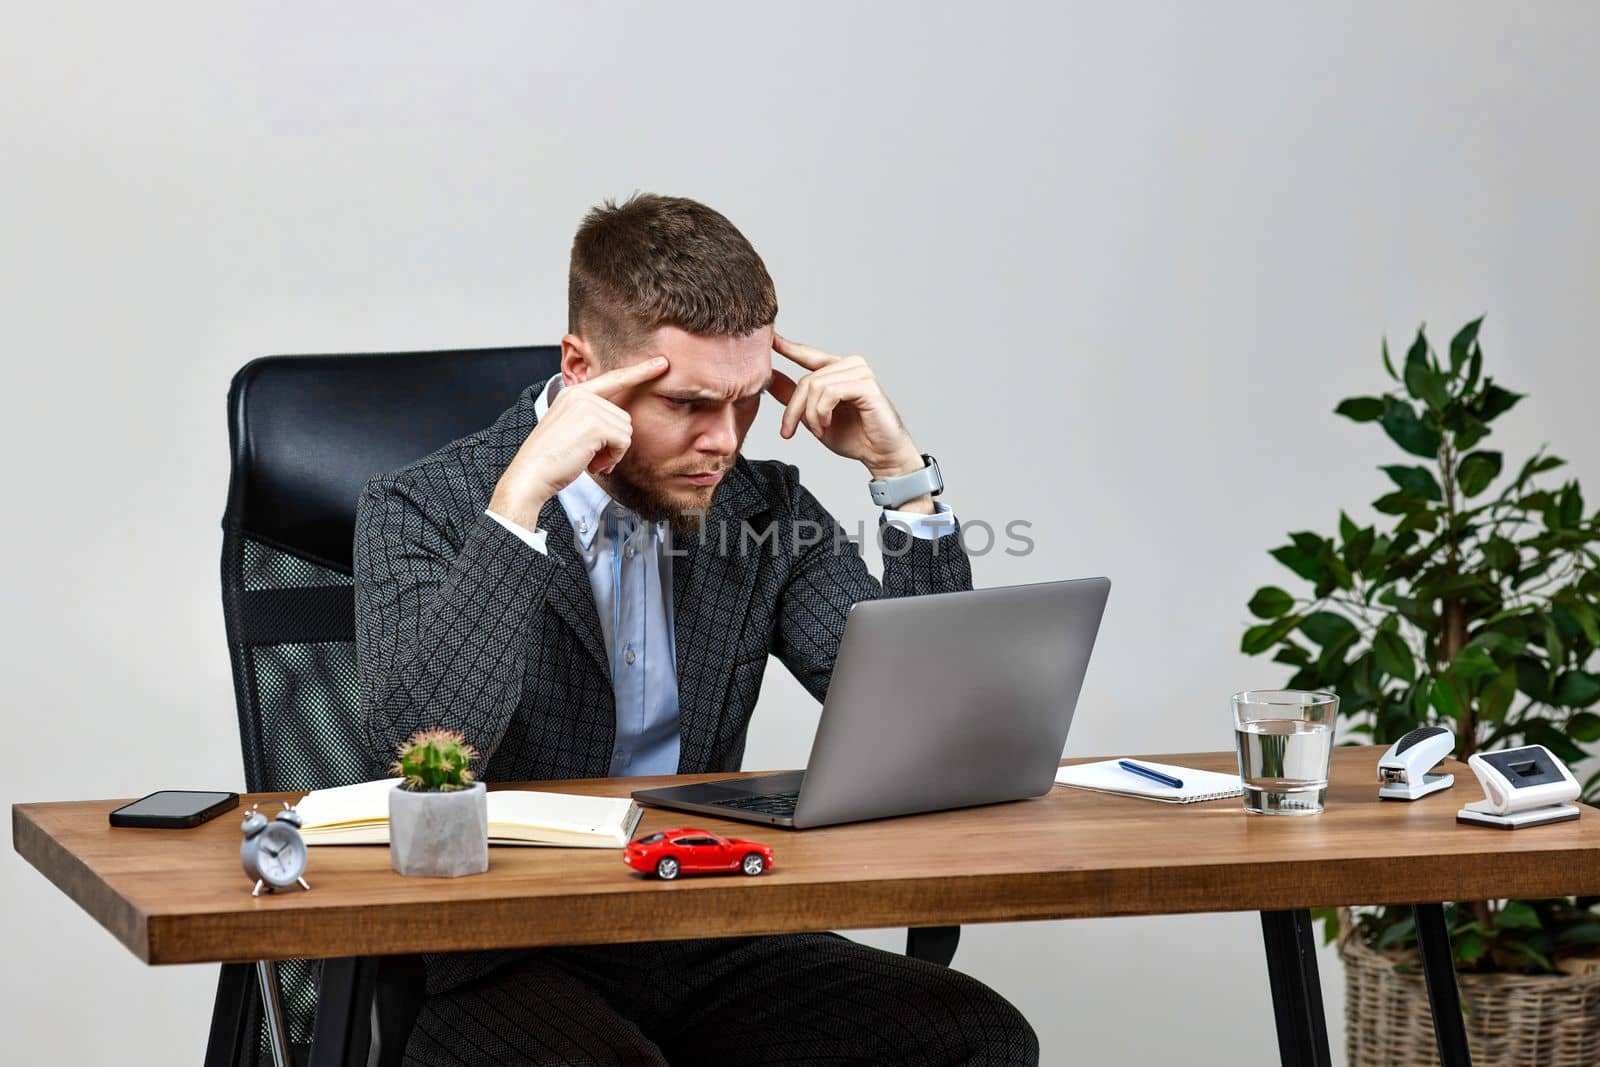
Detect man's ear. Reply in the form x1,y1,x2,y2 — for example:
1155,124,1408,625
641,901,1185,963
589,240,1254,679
560,334,597,385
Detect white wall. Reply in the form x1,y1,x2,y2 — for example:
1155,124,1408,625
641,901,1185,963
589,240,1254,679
4,2,1598,1063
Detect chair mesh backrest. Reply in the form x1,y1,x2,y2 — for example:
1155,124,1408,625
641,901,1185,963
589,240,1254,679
221,536,363,1058
218,345,560,1064
227,538,365,793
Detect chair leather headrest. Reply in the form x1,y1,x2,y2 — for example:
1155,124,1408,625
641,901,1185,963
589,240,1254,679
224,345,561,572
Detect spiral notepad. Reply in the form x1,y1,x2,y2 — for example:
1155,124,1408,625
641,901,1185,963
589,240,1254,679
1054,759,1243,804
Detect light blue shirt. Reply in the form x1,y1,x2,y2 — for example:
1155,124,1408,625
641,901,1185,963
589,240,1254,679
485,374,958,777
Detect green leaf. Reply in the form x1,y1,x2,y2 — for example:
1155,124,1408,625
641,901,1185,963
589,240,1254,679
1344,527,1376,574
1430,678,1465,719
1457,451,1503,497
1339,511,1358,543
1465,628,1527,658
1403,328,1431,388
1404,333,1449,409
1248,586,1295,619
1446,648,1501,683
1569,601,1600,648
1479,665,1517,722
1382,337,1398,381
1395,508,1439,535
1300,611,1358,648
1454,411,1491,451
1491,902,1542,934
1242,615,1302,656
1555,670,1600,708
1374,490,1429,515
1373,629,1416,684
1378,916,1416,949
1382,465,1443,501
1315,628,1361,674
1524,720,1588,766
1473,381,1524,422
1560,484,1585,528
1482,536,1519,573
1516,655,1555,703
1457,930,1487,964
1465,344,1482,393
1544,615,1566,665
1273,643,1313,667
1270,544,1323,583
1449,316,1484,373
1335,397,1385,422
1569,712,1600,743
1516,453,1566,489
1555,923,1600,946
1380,398,1442,459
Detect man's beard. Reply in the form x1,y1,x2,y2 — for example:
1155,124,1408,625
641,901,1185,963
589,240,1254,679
595,455,733,536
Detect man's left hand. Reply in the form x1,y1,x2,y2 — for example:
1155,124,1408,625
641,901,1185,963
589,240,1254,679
767,334,929,493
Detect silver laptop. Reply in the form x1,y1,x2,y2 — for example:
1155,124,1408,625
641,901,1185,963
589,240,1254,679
631,577,1111,829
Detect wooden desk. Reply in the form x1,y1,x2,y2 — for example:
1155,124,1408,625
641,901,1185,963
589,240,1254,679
17,746,1600,1067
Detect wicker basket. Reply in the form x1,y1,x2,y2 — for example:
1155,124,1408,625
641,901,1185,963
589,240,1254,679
1338,909,1600,1066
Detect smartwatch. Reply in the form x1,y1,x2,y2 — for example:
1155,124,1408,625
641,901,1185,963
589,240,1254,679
867,453,944,508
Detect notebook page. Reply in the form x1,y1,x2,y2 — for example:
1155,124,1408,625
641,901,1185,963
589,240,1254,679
486,790,639,837
1054,759,1243,804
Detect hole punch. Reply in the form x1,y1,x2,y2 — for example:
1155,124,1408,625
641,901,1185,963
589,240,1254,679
1456,744,1581,830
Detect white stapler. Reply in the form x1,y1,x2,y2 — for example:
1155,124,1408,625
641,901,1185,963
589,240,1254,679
1457,744,1581,829
1377,725,1456,801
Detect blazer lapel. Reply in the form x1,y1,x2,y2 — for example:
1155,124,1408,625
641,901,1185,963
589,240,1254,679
539,497,612,680
671,460,770,771
483,379,613,680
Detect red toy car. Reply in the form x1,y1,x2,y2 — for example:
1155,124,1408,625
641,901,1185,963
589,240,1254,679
624,827,775,880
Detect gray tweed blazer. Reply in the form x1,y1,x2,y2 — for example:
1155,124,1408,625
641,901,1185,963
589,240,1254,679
352,375,971,992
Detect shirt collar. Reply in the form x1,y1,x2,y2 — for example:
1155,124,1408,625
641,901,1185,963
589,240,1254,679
536,374,664,551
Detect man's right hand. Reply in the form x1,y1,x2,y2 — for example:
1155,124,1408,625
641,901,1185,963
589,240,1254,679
487,356,670,531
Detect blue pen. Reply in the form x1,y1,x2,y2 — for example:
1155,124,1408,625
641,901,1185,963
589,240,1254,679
1119,760,1184,789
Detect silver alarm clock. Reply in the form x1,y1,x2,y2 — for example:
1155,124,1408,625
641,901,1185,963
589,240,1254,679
241,802,311,896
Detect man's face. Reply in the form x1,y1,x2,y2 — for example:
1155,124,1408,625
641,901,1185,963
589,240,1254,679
578,324,773,532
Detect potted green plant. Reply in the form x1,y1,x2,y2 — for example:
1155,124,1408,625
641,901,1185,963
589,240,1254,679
388,727,488,878
1241,318,1600,1064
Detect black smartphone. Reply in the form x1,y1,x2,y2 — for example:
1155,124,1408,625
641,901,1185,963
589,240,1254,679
109,790,240,828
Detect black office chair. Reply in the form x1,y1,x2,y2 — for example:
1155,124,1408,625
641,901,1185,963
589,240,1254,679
212,343,959,1067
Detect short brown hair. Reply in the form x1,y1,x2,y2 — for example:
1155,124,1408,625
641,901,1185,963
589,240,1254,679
568,193,778,362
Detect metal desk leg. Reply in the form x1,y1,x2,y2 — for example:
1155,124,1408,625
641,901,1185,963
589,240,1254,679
1413,902,1473,1066
308,957,378,1067
256,960,294,1067
1260,910,1332,1067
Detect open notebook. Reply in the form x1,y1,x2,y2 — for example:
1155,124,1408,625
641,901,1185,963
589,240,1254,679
293,778,643,848
1054,759,1243,804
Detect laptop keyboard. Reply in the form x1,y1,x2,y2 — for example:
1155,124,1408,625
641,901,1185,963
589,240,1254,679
709,791,799,817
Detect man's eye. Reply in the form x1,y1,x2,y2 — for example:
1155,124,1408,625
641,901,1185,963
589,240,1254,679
664,397,692,408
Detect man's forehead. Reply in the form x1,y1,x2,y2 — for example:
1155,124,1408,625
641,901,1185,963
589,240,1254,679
654,363,772,400
647,328,773,399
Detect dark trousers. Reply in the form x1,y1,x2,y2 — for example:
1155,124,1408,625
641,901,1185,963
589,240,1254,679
403,933,1040,1066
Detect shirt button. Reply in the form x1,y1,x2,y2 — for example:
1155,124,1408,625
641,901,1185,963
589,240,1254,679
577,518,588,532
624,545,636,559
624,646,637,665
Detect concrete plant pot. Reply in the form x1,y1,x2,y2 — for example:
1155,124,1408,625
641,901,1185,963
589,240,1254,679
389,781,489,878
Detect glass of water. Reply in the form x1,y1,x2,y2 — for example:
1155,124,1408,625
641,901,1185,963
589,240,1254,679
1233,690,1339,815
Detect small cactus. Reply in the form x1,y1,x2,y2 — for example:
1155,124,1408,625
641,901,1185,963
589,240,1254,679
390,728,479,792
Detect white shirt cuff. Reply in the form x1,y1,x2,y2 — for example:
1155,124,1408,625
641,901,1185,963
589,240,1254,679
484,508,548,555
882,500,957,540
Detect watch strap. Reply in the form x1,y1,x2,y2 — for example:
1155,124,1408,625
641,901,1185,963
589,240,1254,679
868,454,943,508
